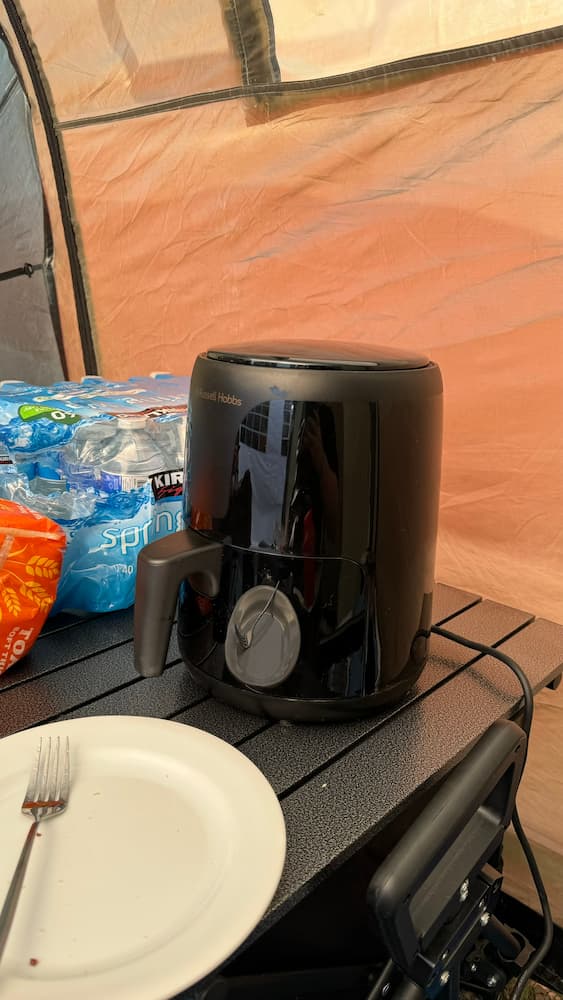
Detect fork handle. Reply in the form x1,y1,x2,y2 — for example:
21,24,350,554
0,821,38,961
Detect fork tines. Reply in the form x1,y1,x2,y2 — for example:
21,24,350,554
22,737,70,813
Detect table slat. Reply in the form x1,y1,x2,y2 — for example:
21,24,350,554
432,584,480,624
439,599,533,645
60,662,205,723
39,612,98,636
0,637,180,735
0,609,136,692
173,698,271,745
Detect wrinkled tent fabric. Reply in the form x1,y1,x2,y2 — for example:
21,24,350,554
1,0,561,626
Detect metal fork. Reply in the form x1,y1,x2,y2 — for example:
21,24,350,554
0,736,70,961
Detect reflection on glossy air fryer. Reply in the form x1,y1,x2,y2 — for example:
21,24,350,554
291,403,341,553
188,399,341,556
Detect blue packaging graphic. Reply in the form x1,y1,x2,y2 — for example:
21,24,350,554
0,375,189,613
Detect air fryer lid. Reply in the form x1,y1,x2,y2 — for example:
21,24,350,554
205,340,429,371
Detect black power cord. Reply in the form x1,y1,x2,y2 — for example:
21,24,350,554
431,625,554,1000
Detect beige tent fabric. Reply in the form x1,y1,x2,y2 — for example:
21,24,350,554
57,44,563,624
59,47,562,365
18,0,563,119
434,322,562,625
269,0,563,79
17,0,240,122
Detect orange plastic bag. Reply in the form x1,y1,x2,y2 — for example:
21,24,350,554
0,499,66,673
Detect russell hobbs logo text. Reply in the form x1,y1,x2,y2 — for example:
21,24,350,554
199,388,242,406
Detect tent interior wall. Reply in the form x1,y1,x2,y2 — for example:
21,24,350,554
1,0,562,926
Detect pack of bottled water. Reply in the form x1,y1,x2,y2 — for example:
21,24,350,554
0,374,189,613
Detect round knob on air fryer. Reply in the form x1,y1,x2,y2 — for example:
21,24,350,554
225,586,301,689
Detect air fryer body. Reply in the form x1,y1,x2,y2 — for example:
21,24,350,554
177,342,443,721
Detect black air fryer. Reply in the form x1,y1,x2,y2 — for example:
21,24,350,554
134,341,443,721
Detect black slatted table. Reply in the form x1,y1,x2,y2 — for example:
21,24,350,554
1,585,562,998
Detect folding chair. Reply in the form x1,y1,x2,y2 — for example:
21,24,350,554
367,719,532,999
203,719,533,999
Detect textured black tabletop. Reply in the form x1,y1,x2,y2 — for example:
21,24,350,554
1,584,562,998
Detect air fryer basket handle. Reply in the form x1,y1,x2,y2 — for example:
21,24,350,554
134,529,223,678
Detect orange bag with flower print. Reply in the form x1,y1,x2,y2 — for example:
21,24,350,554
0,498,66,673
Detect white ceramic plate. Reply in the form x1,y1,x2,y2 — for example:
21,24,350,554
0,716,286,1000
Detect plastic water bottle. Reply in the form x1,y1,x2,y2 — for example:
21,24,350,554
99,414,167,492
0,381,34,395
62,419,116,489
35,450,65,484
152,414,186,469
